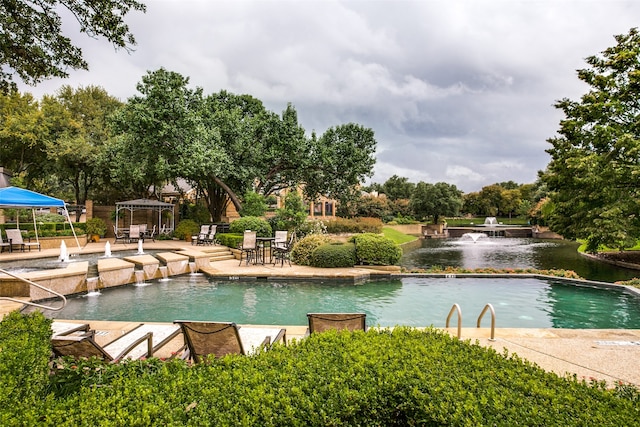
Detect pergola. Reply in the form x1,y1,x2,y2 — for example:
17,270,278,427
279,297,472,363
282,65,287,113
115,199,175,235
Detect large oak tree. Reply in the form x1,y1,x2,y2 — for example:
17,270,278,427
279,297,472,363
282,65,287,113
543,28,640,252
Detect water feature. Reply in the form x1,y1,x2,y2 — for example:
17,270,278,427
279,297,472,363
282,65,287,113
58,241,69,262
134,270,149,287
401,237,640,283
158,266,170,282
104,242,112,257
85,277,101,297
35,275,640,329
137,239,144,255
460,232,487,243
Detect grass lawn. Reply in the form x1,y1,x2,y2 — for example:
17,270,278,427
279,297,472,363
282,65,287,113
382,227,419,245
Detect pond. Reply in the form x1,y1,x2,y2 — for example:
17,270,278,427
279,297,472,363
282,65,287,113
400,237,639,282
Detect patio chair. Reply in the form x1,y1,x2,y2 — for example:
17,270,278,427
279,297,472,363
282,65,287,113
128,224,141,243
193,225,210,245
51,323,181,362
238,231,257,265
273,233,295,267
0,231,11,253
113,225,128,244
51,321,90,336
273,230,288,249
204,224,217,245
174,320,286,362
306,313,367,334
5,229,40,252
145,225,156,242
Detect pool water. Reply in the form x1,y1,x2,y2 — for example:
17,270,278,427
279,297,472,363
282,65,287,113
42,276,640,329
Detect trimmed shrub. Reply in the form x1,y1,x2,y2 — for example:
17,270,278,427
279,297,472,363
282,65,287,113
291,233,331,266
310,242,356,268
324,217,383,234
174,219,200,240
8,325,634,426
216,233,244,249
353,233,402,265
229,216,272,237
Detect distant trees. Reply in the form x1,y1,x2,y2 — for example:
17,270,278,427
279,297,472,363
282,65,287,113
410,182,463,224
542,28,640,251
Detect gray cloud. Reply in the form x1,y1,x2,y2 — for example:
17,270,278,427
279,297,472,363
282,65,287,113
19,0,640,192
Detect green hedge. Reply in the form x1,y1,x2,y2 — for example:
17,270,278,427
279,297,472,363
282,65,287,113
353,233,403,265
324,217,383,234
0,222,83,238
216,233,244,249
290,233,332,266
310,242,356,268
229,216,272,237
2,313,638,425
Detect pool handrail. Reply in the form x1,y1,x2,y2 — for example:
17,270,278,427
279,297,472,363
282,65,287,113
0,267,67,311
477,303,496,341
445,303,462,339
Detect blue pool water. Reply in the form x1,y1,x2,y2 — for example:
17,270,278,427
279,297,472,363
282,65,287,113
42,275,640,329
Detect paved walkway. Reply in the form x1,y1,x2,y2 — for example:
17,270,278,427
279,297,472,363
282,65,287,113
1,239,639,386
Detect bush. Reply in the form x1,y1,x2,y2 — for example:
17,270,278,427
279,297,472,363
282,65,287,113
291,233,332,266
2,320,635,426
310,242,356,268
174,219,200,240
216,233,244,249
324,217,383,234
229,216,272,237
239,191,268,217
353,233,403,265
84,217,107,237
294,220,327,239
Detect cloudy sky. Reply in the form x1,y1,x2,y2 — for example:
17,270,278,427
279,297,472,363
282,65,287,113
18,0,640,193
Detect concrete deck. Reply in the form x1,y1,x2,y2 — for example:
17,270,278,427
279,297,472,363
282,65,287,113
1,238,639,386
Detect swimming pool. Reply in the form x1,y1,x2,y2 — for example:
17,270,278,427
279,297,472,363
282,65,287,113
38,275,640,329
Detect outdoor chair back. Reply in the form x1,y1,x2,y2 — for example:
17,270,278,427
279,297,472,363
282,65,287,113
307,313,367,334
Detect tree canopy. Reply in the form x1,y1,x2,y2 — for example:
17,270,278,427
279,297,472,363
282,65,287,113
410,181,463,224
542,27,640,252
0,0,145,92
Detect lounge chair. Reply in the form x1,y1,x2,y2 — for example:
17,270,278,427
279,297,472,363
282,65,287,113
5,229,40,252
51,321,90,336
238,231,257,265
307,313,367,334
174,320,286,362
0,232,11,253
51,323,181,362
204,224,217,245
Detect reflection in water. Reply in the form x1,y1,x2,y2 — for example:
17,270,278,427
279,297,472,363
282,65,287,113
401,238,639,282
32,276,640,329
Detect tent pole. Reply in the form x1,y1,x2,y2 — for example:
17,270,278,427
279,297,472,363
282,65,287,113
31,208,39,243
63,207,81,250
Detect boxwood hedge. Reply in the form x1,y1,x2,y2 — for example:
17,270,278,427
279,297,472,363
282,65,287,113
1,312,638,426
310,242,356,268
353,233,403,265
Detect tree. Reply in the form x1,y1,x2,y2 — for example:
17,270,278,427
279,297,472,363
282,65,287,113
41,85,122,219
381,175,415,200
410,182,463,224
542,28,640,252
0,0,145,92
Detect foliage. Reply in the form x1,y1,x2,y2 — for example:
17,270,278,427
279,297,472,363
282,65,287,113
239,191,267,217
352,233,403,265
381,174,415,200
35,213,66,223
614,278,640,288
323,217,383,234
310,242,356,268
410,181,463,224
270,191,307,232
215,233,244,249
3,314,638,426
0,312,52,425
542,28,640,252
294,220,327,239
340,194,393,220
228,216,272,237
0,0,146,92
403,266,583,279
173,219,200,240
84,217,106,237
290,233,332,266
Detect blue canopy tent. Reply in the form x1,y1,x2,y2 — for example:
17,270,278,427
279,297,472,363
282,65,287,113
0,187,80,249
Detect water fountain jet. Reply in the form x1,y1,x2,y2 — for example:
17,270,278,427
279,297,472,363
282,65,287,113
104,241,112,257
137,239,144,255
58,241,69,262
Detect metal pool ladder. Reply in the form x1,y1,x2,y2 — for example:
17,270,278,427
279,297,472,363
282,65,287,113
446,303,496,341
0,268,67,311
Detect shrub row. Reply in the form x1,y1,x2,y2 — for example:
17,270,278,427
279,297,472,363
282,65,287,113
1,313,638,426
353,233,403,265
323,217,383,234
310,242,356,268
